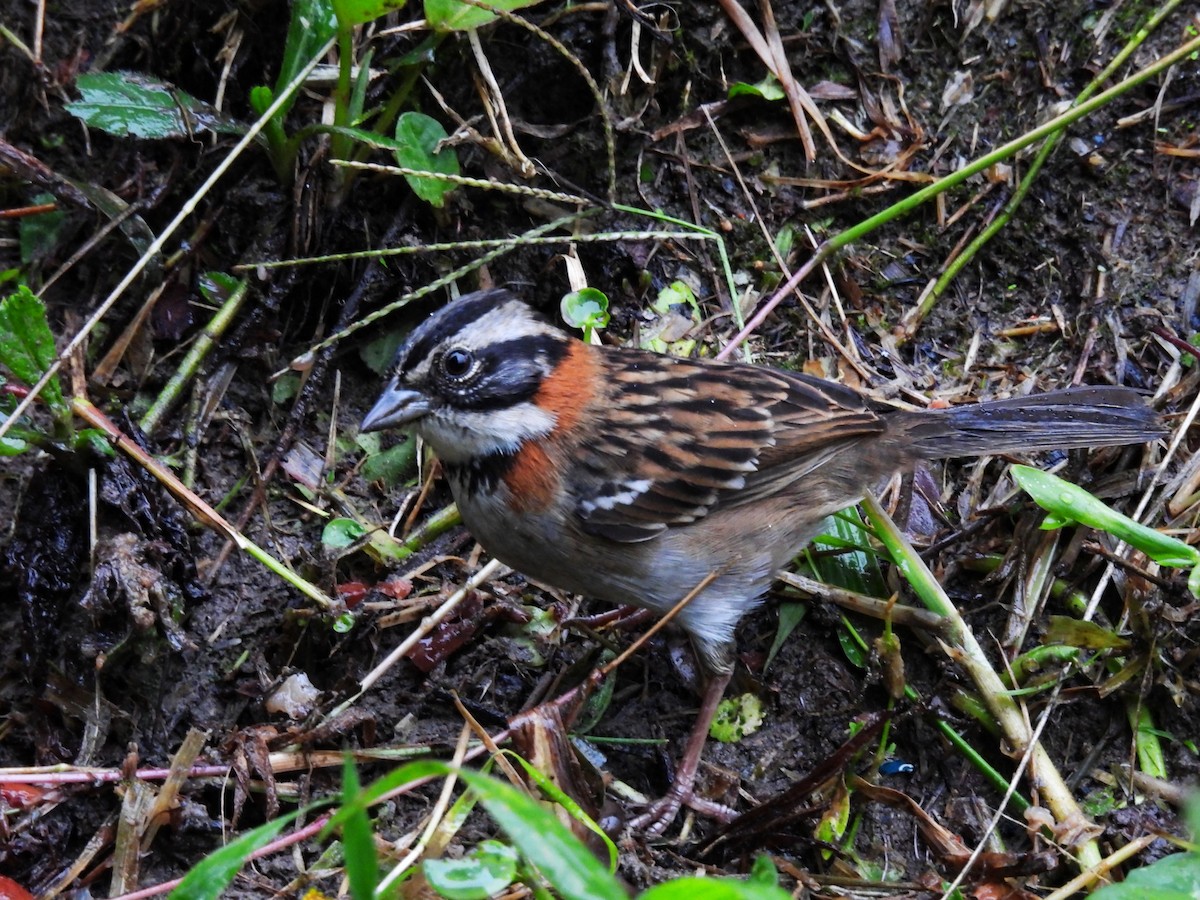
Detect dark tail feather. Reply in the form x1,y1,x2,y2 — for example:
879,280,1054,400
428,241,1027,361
894,386,1164,459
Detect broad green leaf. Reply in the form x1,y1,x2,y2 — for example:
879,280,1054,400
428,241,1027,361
393,112,460,207
560,289,610,334
425,0,542,32
360,327,406,375
809,508,885,594
773,223,795,259
0,285,64,413
748,855,781,887
424,841,518,899
272,373,301,405
837,625,869,668
323,518,367,548
1013,466,1200,568
168,811,301,900
334,0,407,26
359,437,417,487
1091,851,1200,900
65,72,243,139
572,652,616,733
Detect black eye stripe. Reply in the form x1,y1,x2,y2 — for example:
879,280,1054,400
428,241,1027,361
438,334,569,411
477,335,569,371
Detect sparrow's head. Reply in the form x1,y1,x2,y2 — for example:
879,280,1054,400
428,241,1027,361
360,289,575,462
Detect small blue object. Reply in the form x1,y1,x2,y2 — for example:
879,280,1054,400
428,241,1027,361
880,759,915,775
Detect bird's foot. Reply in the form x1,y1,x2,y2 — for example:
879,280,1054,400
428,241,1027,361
626,785,738,836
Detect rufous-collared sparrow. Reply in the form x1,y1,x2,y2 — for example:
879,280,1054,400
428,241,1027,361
361,288,1162,832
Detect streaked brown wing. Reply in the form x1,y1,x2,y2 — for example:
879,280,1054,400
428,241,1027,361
573,350,884,542
731,368,887,506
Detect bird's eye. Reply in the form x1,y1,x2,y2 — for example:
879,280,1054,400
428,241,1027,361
442,348,474,378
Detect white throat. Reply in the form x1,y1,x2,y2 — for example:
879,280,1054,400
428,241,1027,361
417,400,556,463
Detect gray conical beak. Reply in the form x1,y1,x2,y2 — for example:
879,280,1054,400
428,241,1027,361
360,383,432,432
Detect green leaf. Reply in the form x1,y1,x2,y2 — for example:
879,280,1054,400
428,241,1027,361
324,760,623,899
323,518,367,548
168,811,301,900
728,74,785,101
653,280,698,315
333,0,407,26
1091,851,1200,900
424,0,542,32
65,72,244,139
639,876,792,899
249,85,275,117
360,327,407,375
393,112,460,207
572,652,616,733
276,0,338,93
359,436,417,487
19,193,66,265
0,413,29,456
644,280,701,355
348,47,375,125
748,855,780,887
773,223,795,260
814,780,851,849
837,625,870,668
272,373,301,405
710,693,765,743
455,768,623,900
1044,616,1130,651
424,840,518,899
198,271,242,303
764,601,806,673
1013,466,1200,568
0,285,64,414
809,508,885,594
560,289,610,334
341,760,380,900
502,754,617,872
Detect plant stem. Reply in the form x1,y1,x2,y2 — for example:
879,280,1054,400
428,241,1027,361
863,491,1103,871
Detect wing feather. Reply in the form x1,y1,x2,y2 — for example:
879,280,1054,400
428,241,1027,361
572,349,886,542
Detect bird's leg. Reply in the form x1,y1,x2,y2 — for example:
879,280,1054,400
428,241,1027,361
626,668,735,834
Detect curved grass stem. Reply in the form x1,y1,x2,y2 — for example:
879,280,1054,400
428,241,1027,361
906,0,1188,338
862,491,1103,874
